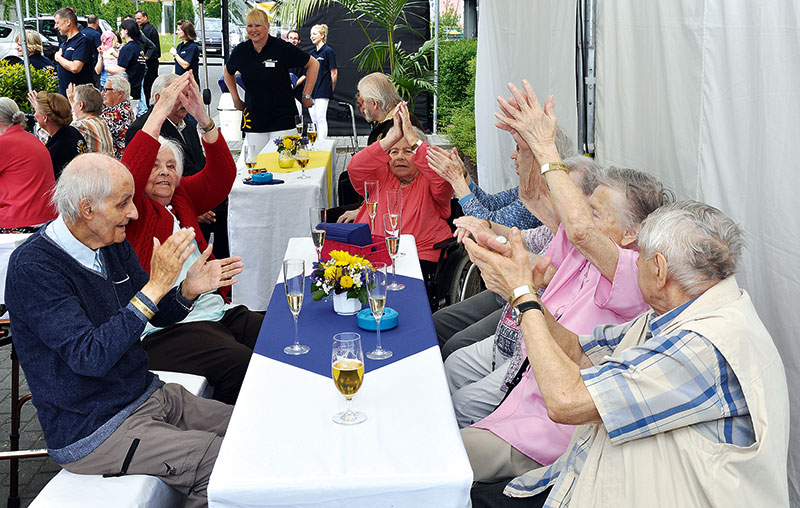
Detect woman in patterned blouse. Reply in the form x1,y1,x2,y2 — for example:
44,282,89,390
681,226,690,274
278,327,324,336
100,74,135,159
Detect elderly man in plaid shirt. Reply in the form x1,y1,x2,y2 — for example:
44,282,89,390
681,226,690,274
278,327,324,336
461,81,790,508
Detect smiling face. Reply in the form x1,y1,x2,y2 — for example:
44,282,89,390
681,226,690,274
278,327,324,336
247,20,269,46
388,139,419,184
84,169,138,248
588,184,630,246
54,15,69,36
287,31,300,45
144,146,180,206
134,12,146,26
310,27,321,45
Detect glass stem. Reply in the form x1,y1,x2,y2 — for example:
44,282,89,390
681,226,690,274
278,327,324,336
344,396,354,419
293,314,300,347
375,316,382,350
391,258,398,285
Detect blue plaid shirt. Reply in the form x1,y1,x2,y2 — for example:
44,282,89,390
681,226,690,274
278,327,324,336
506,300,753,506
458,182,542,229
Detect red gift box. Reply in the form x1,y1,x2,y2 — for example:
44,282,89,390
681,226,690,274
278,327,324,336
320,235,392,265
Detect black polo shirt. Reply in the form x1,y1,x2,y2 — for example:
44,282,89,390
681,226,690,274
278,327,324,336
57,33,95,96
226,37,310,132
309,43,336,99
46,125,87,180
118,41,146,99
175,40,200,85
139,22,161,58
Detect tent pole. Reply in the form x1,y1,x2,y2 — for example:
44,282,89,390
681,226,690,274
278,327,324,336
433,0,439,135
584,0,596,154
14,0,33,92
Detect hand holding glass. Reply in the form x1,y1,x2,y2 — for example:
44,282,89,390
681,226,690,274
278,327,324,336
310,207,326,261
332,332,367,425
365,263,392,360
283,259,310,355
383,214,404,291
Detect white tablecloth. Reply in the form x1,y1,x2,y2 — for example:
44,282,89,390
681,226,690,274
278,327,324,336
1,234,32,319
228,140,335,311
208,235,473,508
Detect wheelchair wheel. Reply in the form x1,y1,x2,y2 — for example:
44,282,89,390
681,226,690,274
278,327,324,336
447,253,485,305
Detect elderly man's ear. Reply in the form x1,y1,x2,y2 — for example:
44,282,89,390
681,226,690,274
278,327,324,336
79,198,94,220
653,252,669,288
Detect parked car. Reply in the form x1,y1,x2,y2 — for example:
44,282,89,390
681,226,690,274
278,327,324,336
195,18,245,57
0,20,58,62
24,15,112,45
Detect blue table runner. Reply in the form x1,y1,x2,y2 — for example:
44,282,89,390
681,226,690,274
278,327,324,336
255,274,438,377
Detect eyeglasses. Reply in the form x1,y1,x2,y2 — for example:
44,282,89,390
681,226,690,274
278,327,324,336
102,87,116,93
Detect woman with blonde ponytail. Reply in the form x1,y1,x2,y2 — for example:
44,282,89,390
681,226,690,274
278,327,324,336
308,23,337,141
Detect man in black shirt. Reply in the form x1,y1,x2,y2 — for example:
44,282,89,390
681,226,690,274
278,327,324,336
136,10,162,106
82,15,102,88
53,8,95,96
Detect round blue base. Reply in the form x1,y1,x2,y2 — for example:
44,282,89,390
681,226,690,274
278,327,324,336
357,308,398,331
252,172,273,183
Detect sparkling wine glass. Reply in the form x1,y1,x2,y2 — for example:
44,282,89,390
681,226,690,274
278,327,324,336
364,180,379,233
295,114,303,135
283,259,310,355
332,332,367,425
295,147,310,180
383,214,404,291
386,189,405,257
244,144,258,177
307,122,318,150
310,207,326,262
365,263,391,360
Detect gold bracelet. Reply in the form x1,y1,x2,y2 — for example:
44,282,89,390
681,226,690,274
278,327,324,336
130,296,155,320
540,162,570,175
201,119,216,133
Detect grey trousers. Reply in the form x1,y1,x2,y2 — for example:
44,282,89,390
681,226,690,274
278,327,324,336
435,289,504,359
461,427,543,483
63,383,233,508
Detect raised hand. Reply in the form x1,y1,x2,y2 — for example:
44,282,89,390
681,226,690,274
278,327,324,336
147,228,197,299
463,227,534,299
452,216,492,244
426,146,470,189
182,243,244,300
495,80,559,161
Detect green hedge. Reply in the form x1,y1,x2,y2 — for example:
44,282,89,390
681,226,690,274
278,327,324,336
0,61,58,114
438,39,477,170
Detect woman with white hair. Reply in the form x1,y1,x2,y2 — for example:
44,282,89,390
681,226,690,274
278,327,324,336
0,97,56,233
101,74,135,159
308,23,337,141
122,72,261,404
68,84,114,156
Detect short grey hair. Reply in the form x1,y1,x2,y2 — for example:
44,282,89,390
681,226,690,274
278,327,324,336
107,74,131,100
357,73,402,115
52,154,117,222
638,200,744,296
157,136,185,180
385,126,428,144
0,97,25,126
150,73,181,106
597,167,674,234
73,84,104,115
563,155,600,196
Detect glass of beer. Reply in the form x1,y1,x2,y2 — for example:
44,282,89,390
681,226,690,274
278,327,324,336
295,114,303,135
244,144,258,176
309,207,326,262
365,263,392,360
332,332,367,425
295,147,310,180
307,122,318,149
383,214,404,291
364,180,379,233
283,259,310,355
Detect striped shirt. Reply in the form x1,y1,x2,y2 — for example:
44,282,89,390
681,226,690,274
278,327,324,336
506,299,753,506
72,115,114,157
458,182,542,229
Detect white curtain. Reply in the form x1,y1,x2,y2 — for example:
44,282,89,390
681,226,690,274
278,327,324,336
474,0,578,194
594,1,800,503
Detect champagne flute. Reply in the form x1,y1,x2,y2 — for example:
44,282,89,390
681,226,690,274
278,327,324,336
364,180,379,233
283,259,310,355
383,214,404,291
296,147,311,179
332,332,367,425
244,144,258,177
365,263,392,360
310,207,326,262
295,114,303,135
386,189,405,257
307,122,318,150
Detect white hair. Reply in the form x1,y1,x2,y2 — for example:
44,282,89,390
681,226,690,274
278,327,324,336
150,73,181,106
157,136,185,180
596,167,674,234
562,155,600,196
637,200,744,296
0,97,26,126
51,154,117,222
107,74,131,100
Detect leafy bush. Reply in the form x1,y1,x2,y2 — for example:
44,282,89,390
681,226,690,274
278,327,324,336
0,61,58,113
437,38,477,128
440,53,477,176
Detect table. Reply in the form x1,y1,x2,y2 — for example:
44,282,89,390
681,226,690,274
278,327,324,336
228,140,335,311
208,235,473,508
0,234,31,319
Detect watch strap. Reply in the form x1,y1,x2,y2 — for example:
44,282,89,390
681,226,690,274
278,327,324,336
509,284,536,305
514,300,543,324
541,162,570,175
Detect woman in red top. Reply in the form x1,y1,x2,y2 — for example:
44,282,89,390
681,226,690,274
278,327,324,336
346,102,453,283
0,98,56,232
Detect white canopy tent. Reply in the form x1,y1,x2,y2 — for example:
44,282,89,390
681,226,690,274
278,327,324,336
475,0,800,503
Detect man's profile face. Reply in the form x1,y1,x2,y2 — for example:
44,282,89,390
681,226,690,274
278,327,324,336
287,31,300,45
135,13,146,26
54,15,69,36
85,169,138,247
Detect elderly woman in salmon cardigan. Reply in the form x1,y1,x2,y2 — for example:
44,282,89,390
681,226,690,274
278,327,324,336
122,72,263,405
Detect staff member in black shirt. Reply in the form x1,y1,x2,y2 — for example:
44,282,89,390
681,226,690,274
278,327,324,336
224,8,319,153
114,20,148,112
28,91,87,180
52,8,95,96
170,20,200,85
136,9,162,106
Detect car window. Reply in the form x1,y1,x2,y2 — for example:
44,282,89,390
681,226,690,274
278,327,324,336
203,19,223,31
0,27,11,39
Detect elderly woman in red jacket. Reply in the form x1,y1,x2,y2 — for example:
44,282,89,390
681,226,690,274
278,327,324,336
123,72,262,404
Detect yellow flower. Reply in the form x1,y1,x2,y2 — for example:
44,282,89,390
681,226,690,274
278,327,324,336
282,138,293,149
340,275,354,288
324,266,336,280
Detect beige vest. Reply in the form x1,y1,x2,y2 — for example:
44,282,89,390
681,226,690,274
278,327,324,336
567,277,789,507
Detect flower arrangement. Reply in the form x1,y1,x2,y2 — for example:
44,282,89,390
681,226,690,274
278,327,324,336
273,134,309,156
310,250,373,303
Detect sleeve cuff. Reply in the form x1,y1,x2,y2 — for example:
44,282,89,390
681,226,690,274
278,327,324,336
468,181,476,192
175,282,196,312
458,193,475,207
128,291,159,323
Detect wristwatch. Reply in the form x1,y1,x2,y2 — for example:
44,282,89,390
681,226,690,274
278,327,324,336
412,138,423,152
303,93,312,100
540,162,570,175
508,284,536,305
511,300,543,325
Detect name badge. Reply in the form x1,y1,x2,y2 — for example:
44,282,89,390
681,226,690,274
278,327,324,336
263,59,276,68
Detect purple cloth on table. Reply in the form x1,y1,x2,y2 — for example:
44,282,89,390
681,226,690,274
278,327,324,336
255,274,436,377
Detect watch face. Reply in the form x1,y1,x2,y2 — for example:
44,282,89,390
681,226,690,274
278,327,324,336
511,306,521,325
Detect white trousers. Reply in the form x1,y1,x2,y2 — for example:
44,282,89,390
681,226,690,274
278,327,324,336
308,98,329,141
241,129,297,162
444,335,510,428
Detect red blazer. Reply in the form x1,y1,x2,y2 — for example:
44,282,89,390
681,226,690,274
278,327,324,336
122,129,235,289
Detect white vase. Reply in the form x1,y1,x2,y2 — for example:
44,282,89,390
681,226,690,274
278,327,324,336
333,292,361,315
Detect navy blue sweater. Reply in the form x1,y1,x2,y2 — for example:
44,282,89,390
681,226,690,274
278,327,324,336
4,229,192,463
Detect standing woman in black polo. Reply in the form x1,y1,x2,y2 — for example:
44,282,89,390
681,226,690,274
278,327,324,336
113,20,147,112
308,24,337,142
170,20,200,85
223,8,319,153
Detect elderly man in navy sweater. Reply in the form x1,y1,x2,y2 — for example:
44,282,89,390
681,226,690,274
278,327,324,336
5,152,242,507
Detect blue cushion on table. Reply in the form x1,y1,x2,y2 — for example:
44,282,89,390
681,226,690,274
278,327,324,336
316,223,372,246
